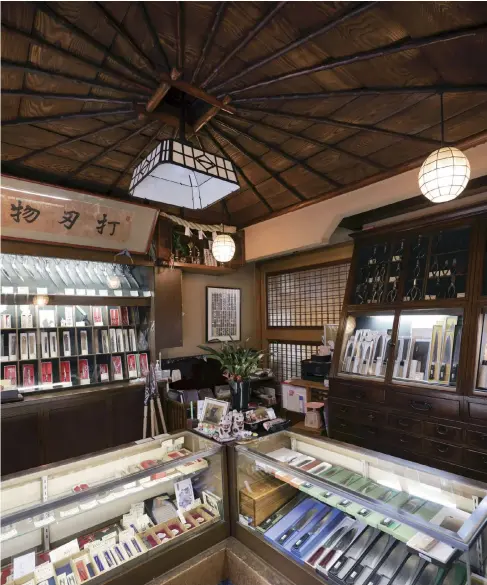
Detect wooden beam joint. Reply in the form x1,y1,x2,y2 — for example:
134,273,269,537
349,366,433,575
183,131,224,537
194,95,231,133
146,68,181,113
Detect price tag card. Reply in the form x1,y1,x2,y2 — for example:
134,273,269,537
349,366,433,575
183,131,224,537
34,562,55,582
2,286,14,294
99,290,108,297
87,289,96,296
130,291,139,297
114,290,123,297
76,289,86,296
143,291,151,297
13,552,35,580
37,287,48,294
65,288,75,295
17,286,29,294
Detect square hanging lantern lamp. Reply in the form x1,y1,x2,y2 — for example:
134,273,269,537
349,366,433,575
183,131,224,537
129,139,239,209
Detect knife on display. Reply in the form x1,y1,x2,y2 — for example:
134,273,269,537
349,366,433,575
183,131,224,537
258,495,305,532
345,534,395,585
439,335,452,382
318,527,358,573
277,507,318,545
9,257,24,282
329,528,378,578
449,317,463,386
291,509,333,551
429,330,439,380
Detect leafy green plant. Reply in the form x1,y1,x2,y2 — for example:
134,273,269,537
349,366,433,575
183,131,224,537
172,232,187,257
198,338,265,381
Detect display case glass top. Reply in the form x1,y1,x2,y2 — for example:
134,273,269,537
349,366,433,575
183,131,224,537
1,432,224,584
235,431,487,585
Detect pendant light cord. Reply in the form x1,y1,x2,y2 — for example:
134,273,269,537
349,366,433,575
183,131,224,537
440,92,445,146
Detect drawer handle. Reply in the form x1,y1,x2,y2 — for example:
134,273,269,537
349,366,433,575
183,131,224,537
354,391,365,400
367,413,376,420
399,437,408,444
436,445,449,454
398,418,410,428
481,435,487,442
436,425,448,436
339,422,347,429
483,457,487,466
340,406,348,413
366,427,377,435
410,400,432,412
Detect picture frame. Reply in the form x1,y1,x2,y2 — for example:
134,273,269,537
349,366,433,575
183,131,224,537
206,286,241,342
200,397,229,425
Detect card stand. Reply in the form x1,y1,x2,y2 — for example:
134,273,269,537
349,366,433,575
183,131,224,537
0,333,12,363
96,356,111,383
1,305,17,330
77,329,93,356
60,329,76,358
60,358,78,387
18,306,37,329
20,361,38,390
12,570,37,585
110,354,126,381
78,357,95,386
185,506,214,528
108,307,123,328
40,359,59,388
53,559,77,585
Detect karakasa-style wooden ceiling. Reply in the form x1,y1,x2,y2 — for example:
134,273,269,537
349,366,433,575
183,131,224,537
2,2,487,228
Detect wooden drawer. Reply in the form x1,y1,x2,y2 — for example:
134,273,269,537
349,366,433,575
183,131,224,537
464,449,487,473
388,392,460,419
358,424,385,441
423,439,463,465
333,417,360,437
388,414,422,434
468,402,487,422
339,385,385,404
424,422,463,444
362,408,386,427
387,430,423,453
466,429,487,451
332,401,357,421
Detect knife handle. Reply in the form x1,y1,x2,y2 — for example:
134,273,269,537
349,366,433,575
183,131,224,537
292,533,310,550
278,529,292,544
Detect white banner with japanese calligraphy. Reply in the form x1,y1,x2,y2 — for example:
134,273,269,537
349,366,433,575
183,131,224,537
1,176,159,253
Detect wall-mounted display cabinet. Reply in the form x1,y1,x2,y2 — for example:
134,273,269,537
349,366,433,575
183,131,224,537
0,254,153,394
1,431,227,585
330,205,487,482
233,431,487,585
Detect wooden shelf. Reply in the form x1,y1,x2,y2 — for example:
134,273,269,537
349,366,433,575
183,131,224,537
172,262,235,275
287,378,329,392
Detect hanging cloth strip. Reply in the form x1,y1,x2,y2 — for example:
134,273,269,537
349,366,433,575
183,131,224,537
160,212,237,235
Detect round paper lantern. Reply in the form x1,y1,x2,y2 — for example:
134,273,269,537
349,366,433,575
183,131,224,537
418,146,470,203
212,233,236,263
107,275,121,289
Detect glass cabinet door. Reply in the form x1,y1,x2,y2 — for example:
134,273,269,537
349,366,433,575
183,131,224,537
338,313,394,380
392,310,463,388
476,309,487,393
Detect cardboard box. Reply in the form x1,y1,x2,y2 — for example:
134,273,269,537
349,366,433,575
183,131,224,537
239,476,297,527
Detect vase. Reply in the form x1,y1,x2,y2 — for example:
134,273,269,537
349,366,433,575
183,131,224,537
229,379,250,411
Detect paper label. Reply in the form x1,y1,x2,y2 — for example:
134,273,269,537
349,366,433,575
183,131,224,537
2,286,14,294
100,372,109,381
143,291,151,297
99,290,108,297
13,552,35,579
76,289,86,296
37,287,48,294
60,506,79,518
114,290,123,297
135,437,153,445
87,289,96,296
266,408,276,420
130,503,145,515
177,509,186,525
130,291,139,297
65,288,75,295
17,286,29,294
118,529,135,543
34,562,55,582
457,292,465,298
49,539,80,563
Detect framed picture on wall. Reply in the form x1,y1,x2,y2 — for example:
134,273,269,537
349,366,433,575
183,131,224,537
206,286,241,342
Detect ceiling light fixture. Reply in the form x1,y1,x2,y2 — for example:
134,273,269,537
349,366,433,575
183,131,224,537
130,98,239,209
418,94,470,203
212,231,236,263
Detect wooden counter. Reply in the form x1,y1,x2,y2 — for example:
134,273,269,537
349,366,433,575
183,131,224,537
1,381,149,476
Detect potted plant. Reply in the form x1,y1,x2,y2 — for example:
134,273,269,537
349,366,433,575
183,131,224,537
172,232,188,263
198,339,265,410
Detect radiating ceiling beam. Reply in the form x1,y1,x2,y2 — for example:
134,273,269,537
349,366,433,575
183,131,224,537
33,3,157,88
135,103,194,132
221,110,386,170
209,1,377,93
73,121,156,177
1,60,151,98
176,1,185,72
2,89,140,104
95,2,160,78
2,23,154,92
191,2,226,84
194,96,232,133
146,69,181,112
232,84,487,103
222,22,487,96
235,106,442,146
204,128,273,213
201,1,286,89
11,114,138,164
214,117,341,188
1,108,134,127
209,122,306,202
140,2,171,71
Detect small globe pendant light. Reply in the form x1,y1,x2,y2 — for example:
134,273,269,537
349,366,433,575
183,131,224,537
212,225,235,263
418,94,470,203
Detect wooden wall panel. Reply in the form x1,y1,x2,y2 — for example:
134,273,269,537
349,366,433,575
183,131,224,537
154,267,183,350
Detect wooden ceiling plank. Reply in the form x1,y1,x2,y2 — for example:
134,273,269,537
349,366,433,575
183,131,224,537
94,2,160,79
237,105,442,146
1,22,153,93
224,22,487,96
2,89,139,104
12,114,137,164
201,1,286,89
1,59,151,98
204,128,273,213
209,121,306,202
34,2,157,89
194,95,231,133
191,2,226,84
209,1,377,93
232,84,487,104
109,122,164,190
228,109,386,171
1,107,134,127
214,116,341,189
139,2,171,72
72,120,156,176
176,1,184,73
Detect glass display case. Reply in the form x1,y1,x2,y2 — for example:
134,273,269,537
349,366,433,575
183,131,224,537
392,310,463,389
476,310,487,393
1,432,224,584
0,255,154,394
235,431,487,585
338,313,395,380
